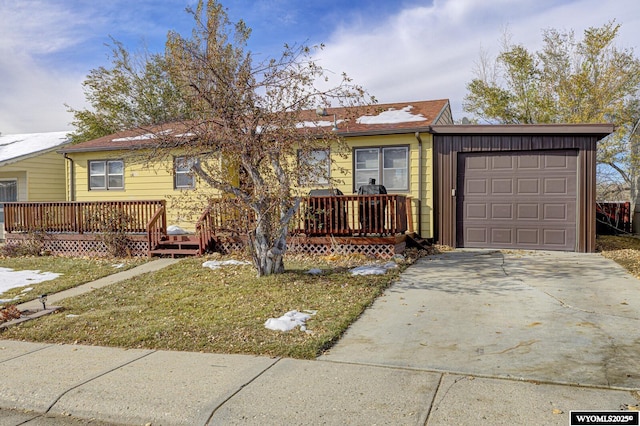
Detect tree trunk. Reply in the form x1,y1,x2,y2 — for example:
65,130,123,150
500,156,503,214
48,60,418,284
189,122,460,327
249,219,286,277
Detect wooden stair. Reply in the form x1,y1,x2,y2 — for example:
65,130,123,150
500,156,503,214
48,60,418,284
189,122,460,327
405,232,432,250
149,235,201,258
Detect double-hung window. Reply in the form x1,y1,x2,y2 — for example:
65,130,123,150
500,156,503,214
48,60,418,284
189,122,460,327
354,147,409,192
89,160,124,190
174,157,196,189
298,149,330,186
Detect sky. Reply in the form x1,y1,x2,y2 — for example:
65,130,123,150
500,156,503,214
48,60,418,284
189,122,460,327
0,0,638,135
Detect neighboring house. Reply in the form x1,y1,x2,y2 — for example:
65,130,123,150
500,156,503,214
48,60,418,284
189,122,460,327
0,132,71,240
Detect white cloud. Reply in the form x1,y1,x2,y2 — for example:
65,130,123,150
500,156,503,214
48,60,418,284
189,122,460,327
0,0,187,134
316,0,640,121
1,0,639,134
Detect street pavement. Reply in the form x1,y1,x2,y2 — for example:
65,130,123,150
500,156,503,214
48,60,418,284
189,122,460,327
0,250,638,425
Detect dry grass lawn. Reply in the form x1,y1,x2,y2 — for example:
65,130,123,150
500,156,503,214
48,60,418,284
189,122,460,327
596,235,640,278
1,252,430,359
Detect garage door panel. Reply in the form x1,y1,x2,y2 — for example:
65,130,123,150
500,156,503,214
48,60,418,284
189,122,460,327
491,204,513,219
544,204,568,220
466,179,488,195
491,228,513,243
516,229,539,245
466,203,487,219
458,150,577,251
466,228,488,243
544,177,571,194
543,229,569,246
517,178,540,194
492,179,513,194
467,156,489,170
517,155,541,169
517,204,540,220
491,155,514,170
545,153,572,168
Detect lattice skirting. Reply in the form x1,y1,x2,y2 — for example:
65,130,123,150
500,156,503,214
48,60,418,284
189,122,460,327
214,236,406,259
287,241,405,259
5,234,149,257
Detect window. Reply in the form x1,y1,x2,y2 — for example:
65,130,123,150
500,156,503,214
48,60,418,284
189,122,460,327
298,149,330,185
354,147,409,192
0,180,17,223
174,157,196,189
89,160,124,190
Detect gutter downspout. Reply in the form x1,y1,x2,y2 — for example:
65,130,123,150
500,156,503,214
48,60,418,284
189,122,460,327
415,132,423,236
64,154,75,201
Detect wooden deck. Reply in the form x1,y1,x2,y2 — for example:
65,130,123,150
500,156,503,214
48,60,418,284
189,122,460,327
3,195,415,258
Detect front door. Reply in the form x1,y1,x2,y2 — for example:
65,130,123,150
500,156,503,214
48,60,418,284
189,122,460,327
0,180,17,239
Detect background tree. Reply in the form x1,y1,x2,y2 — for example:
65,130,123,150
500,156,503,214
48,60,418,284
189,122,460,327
67,39,191,143
464,21,640,207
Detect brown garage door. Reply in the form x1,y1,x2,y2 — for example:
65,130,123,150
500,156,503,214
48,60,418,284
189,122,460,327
457,150,577,251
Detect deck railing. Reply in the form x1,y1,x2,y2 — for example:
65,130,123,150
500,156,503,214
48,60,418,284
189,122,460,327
4,200,166,234
4,195,410,240
294,194,409,236
203,194,409,236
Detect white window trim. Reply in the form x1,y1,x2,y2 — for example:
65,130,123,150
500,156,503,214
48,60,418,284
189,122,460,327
354,146,409,192
89,160,124,190
174,156,197,189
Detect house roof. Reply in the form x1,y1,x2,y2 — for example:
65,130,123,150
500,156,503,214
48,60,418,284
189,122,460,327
0,131,71,167
59,99,453,153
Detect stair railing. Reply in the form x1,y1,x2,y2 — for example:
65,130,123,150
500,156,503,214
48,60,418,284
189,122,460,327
196,206,215,255
146,205,167,256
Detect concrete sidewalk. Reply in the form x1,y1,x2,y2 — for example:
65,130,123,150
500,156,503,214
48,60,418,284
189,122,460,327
0,340,636,425
16,258,180,312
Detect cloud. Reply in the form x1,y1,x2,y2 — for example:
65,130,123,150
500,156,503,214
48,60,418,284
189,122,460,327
1,0,640,134
0,0,188,134
316,0,640,120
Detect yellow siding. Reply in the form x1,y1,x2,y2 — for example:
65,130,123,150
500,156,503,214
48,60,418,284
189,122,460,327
68,151,220,231
68,133,435,238
327,133,434,238
0,150,66,201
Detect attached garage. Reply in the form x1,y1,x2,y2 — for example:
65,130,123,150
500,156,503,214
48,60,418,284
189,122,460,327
432,124,614,252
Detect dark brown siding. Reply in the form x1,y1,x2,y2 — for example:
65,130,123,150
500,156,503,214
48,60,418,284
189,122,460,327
434,133,599,252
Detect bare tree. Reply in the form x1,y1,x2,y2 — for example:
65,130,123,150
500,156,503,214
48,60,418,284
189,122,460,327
151,0,373,276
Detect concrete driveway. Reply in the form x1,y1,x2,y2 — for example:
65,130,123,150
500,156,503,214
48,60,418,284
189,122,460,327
320,250,640,389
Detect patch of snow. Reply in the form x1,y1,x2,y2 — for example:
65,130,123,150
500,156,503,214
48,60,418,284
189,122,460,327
21,287,33,293
356,105,426,125
265,310,317,332
296,120,344,128
202,260,251,270
349,262,398,276
65,314,80,318
306,268,323,275
0,132,69,163
112,133,155,142
167,225,188,235
112,129,172,142
0,268,60,295
0,296,19,303
111,263,125,269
